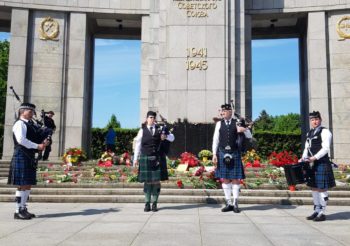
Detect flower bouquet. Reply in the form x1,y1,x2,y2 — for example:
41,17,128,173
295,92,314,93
62,147,87,167
180,152,199,168
98,151,114,167
268,151,298,167
198,149,213,162
242,149,262,168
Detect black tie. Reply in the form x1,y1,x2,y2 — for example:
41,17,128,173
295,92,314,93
150,126,153,135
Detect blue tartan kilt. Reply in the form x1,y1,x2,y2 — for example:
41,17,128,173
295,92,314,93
307,161,336,189
138,155,161,183
8,147,37,186
215,151,245,180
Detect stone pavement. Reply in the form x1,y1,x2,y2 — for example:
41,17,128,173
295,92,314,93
0,203,349,246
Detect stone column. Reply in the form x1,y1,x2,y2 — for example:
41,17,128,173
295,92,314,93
2,9,29,159
64,12,89,151
307,12,330,127
232,0,249,117
140,15,151,121
328,12,350,164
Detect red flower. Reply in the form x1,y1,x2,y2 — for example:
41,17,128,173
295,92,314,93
245,162,252,168
268,151,298,167
177,180,183,188
252,160,261,167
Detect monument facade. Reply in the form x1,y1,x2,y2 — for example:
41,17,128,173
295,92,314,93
0,0,349,163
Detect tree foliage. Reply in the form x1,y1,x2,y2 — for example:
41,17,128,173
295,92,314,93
105,114,121,129
0,40,9,158
253,110,301,134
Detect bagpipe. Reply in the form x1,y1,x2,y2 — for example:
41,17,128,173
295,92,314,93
9,86,53,145
283,162,312,186
156,112,173,155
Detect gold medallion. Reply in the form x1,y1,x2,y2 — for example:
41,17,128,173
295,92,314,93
39,17,59,41
336,16,350,40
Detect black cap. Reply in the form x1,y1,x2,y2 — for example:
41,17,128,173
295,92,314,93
19,103,36,111
309,111,321,119
221,103,232,110
48,111,55,115
146,111,157,118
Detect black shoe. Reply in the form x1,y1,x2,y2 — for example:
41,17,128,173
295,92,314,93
152,203,158,212
313,214,326,222
144,203,151,212
233,205,241,213
306,212,318,220
23,207,36,218
14,209,31,220
221,204,233,212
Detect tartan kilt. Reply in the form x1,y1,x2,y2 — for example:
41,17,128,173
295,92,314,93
307,161,336,189
8,147,37,186
138,155,161,183
215,150,245,180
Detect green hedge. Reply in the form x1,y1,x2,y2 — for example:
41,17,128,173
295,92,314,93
90,126,303,160
0,124,3,158
90,128,138,159
253,130,302,158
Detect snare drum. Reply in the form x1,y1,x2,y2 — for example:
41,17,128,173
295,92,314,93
284,162,310,186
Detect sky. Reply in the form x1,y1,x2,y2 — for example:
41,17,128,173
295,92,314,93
252,38,300,119
0,32,300,128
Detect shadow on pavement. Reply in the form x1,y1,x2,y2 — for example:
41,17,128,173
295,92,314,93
159,204,221,210
326,211,350,221
240,204,298,211
37,208,119,218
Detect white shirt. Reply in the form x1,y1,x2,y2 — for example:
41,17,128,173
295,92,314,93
302,126,332,160
212,119,252,154
13,118,38,149
133,125,175,163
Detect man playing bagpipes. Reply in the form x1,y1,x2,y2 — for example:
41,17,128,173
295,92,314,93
300,111,335,222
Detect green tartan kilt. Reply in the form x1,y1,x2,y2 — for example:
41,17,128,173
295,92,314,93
138,155,161,183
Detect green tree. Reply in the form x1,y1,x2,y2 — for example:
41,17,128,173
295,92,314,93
253,110,274,131
105,114,121,129
0,40,9,124
273,113,301,134
0,40,9,158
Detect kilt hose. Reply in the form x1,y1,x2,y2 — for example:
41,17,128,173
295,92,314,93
307,161,336,189
138,155,161,183
215,150,245,180
8,147,37,186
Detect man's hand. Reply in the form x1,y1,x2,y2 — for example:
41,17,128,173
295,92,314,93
37,144,45,151
134,160,139,167
212,154,218,165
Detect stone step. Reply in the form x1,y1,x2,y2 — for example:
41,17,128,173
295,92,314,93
1,187,350,198
1,181,349,190
0,193,349,205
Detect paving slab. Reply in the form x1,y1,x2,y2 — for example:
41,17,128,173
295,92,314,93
0,203,349,246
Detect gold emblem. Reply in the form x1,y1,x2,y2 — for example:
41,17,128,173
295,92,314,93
336,16,350,40
39,17,59,41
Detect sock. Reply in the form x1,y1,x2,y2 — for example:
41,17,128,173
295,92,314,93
319,191,328,215
20,190,26,210
312,191,320,213
143,183,152,204
151,183,161,203
23,190,31,209
222,183,232,205
15,190,22,213
232,184,240,207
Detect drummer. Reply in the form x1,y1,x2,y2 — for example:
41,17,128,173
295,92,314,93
300,111,335,222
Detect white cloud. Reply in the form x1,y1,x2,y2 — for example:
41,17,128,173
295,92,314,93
253,82,299,99
95,39,125,47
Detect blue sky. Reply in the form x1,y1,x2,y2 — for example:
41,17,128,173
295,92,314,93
252,38,300,119
0,32,300,128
